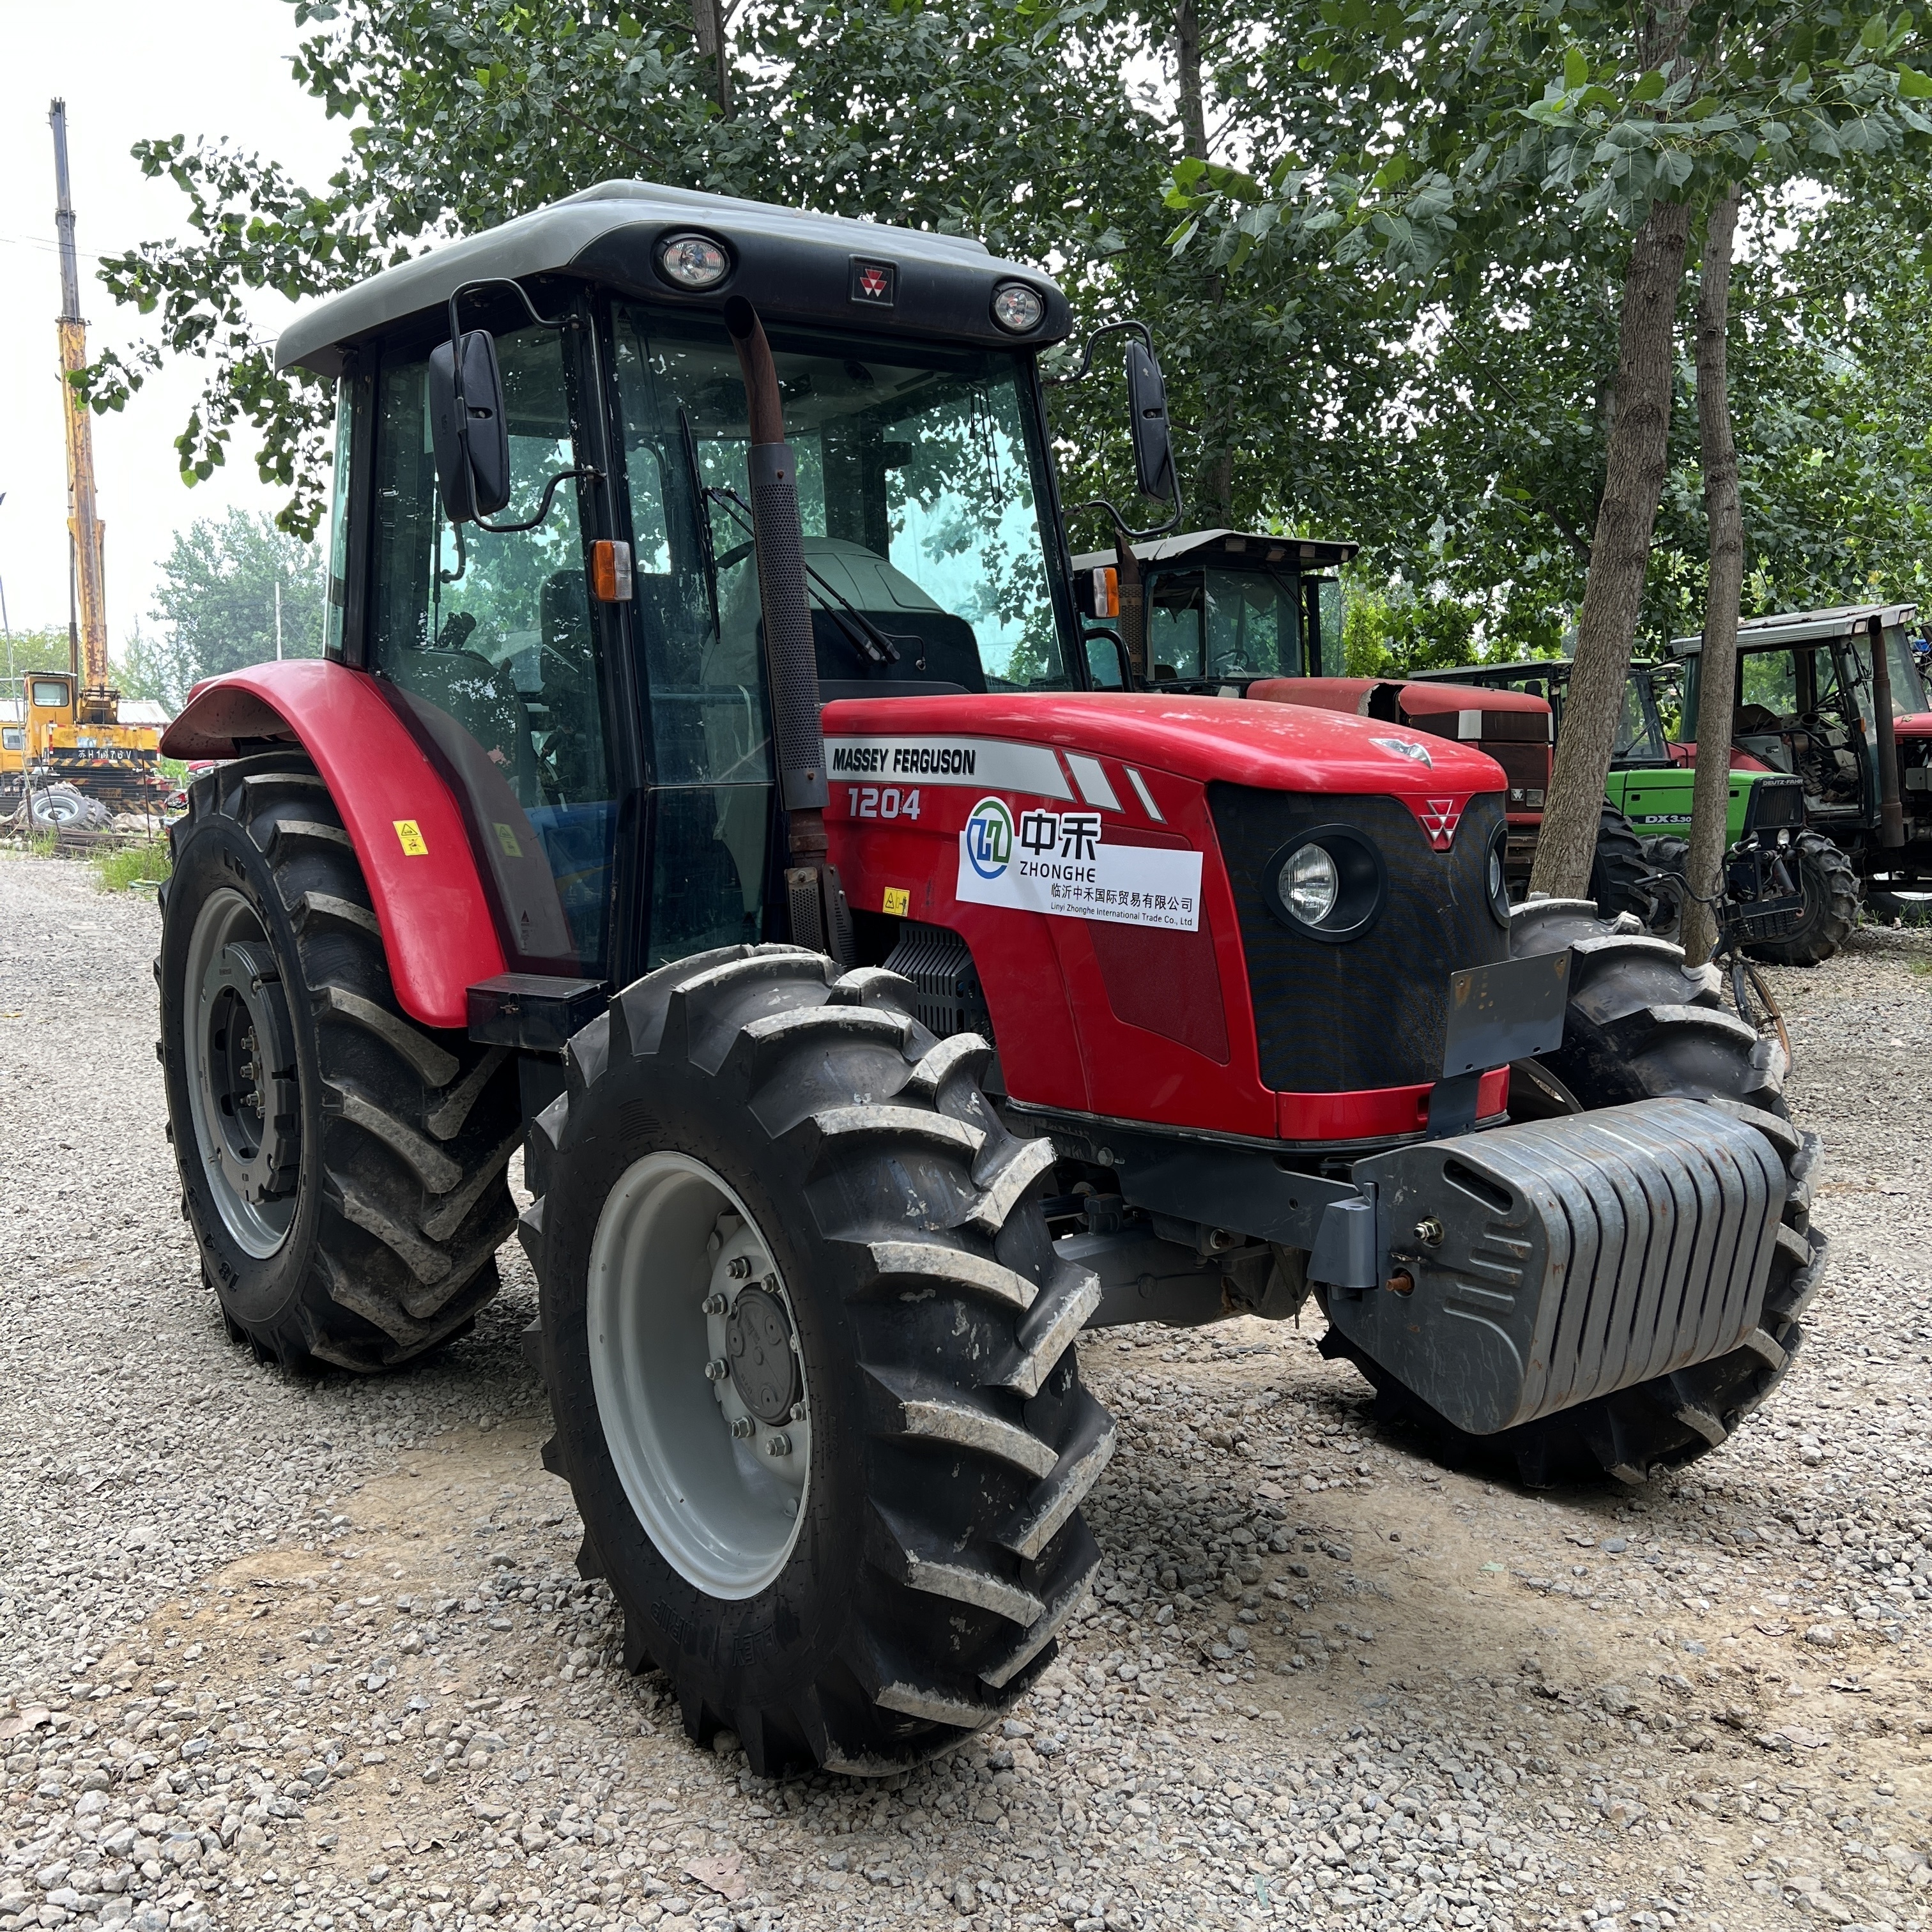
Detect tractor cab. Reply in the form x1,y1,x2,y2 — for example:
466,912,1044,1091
1068,528,1352,686
254,181,1089,992
1668,602,1932,908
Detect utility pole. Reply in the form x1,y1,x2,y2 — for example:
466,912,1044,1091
50,98,109,712
275,580,284,660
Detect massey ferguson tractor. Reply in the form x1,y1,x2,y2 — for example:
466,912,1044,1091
154,180,1827,1779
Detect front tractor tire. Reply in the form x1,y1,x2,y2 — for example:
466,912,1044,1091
520,945,1114,1777
1744,829,1860,967
1323,900,1828,1487
157,751,521,1370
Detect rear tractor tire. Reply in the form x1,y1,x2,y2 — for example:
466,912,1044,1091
156,751,520,1370
520,944,1115,1777
1586,802,1655,926
1322,899,1827,1487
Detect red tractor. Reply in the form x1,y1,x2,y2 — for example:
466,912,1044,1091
1067,528,1655,917
155,181,1826,1779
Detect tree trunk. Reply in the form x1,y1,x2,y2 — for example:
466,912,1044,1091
1177,0,1207,160
1680,185,1745,966
1526,192,1693,900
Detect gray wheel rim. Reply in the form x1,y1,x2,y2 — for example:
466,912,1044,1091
30,788,84,829
183,887,298,1259
587,1153,810,1600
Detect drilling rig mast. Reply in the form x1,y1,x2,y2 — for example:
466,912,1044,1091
15,99,164,818
51,98,110,712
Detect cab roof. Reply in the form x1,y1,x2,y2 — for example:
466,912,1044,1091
275,179,1072,379
1068,529,1359,574
1669,604,1920,656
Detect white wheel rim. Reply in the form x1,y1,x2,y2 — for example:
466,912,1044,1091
587,1152,810,1599
183,887,298,1259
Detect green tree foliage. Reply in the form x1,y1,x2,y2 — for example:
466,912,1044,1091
1,625,79,680
77,0,1932,702
132,509,325,714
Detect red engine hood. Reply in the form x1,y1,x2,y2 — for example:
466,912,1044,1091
818,689,1504,797
1893,712,1932,742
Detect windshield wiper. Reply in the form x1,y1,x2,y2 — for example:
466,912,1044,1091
703,484,902,667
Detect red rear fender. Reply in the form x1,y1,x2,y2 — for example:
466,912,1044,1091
162,662,507,1029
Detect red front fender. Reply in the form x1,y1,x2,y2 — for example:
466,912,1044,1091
162,662,506,1029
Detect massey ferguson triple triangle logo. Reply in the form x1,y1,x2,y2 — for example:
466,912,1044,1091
1410,795,1470,851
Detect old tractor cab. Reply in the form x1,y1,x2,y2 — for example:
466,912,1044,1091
1668,604,1926,954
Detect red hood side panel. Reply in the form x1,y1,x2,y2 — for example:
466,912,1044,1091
822,693,1508,1134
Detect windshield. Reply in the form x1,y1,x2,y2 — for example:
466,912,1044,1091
1612,668,1668,761
1885,623,1928,715
613,308,1070,707
1140,566,1306,680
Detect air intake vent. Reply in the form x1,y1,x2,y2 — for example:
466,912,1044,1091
881,921,991,1040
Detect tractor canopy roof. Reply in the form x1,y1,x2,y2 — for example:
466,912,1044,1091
275,179,1073,379
1068,529,1359,574
1668,603,1919,657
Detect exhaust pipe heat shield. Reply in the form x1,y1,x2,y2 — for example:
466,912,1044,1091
1329,1099,1786,1436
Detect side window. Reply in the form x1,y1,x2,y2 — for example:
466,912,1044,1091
1740,650,1798,721
368,325,618,979
1147,572,1206,680
323,378,358,660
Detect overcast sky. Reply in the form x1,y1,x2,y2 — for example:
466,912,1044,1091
0,0,348,655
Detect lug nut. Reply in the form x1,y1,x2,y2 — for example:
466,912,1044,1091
763,1273,779,1293
704,1358,728,1382
728,1257,752,1278
766,1433,792,1457
730,1416,755,1439
702,1292,727,1315
790,1401,807,1423
1414,1216,1445,1248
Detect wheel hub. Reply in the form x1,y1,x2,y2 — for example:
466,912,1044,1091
725,1285,801,1423
183,891,301,1259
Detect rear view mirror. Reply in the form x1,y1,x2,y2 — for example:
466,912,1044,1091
429,330,512,523
1125,341,1175,503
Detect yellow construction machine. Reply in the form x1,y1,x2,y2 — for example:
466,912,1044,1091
7,100,164,820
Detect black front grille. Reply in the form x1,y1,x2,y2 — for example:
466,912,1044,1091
1742,774,1806,834
1208,786,1509,1093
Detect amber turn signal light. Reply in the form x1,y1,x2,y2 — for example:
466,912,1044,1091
591,539,633,603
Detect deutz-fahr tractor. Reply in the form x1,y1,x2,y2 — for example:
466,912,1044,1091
155,181,1828,1779
1070,530,1653,920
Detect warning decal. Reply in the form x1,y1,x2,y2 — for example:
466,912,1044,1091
954,797,1202,931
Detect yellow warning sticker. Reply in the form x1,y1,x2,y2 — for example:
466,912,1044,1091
394,819,428,857
882,886,911,917
493,822,523,859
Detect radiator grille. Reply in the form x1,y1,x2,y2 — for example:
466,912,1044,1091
1207,785,1509,1093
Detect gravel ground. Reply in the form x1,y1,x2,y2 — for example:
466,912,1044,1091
4,850,1932,1932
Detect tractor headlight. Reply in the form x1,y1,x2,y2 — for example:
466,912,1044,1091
1264,827,1387,942
991,281,1046,332
1486,825,1512,927
658,233,731,289
1284,844,1338,924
